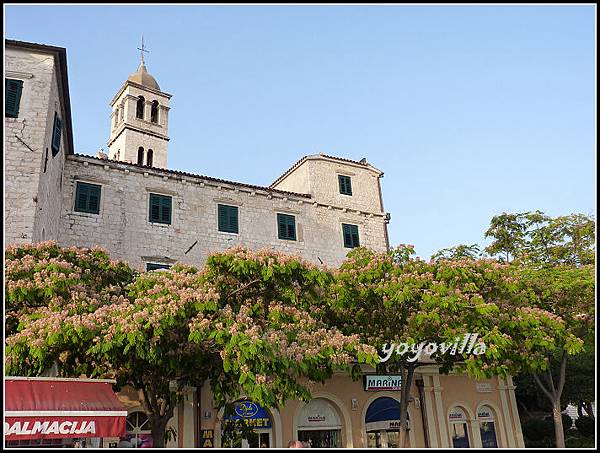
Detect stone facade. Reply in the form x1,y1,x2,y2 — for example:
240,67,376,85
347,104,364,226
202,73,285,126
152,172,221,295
5,43,70,246
59,154,389,269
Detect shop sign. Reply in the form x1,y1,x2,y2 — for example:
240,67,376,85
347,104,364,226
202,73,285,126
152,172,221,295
477,406,494,421
4,420,96,437
199,429,214,448
448,407,467,422
364,375,402,391
476,382,492,393
225,401,271,429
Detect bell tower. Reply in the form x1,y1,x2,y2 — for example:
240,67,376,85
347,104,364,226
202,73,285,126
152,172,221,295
107,38,171,168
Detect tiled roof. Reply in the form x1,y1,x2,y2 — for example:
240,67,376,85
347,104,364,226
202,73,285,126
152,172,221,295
71,154,312,199
270,153,381,188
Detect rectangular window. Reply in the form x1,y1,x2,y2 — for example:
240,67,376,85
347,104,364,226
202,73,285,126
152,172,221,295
342,223,360,248
338,175,352,195
277,213,296,241
218,204,239,233
74,182,101,214
51,112,62,156
149,193,172,224
5,79,23,118
146,263,172,272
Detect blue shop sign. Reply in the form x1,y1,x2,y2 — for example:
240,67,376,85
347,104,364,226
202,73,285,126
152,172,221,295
226,401,272,429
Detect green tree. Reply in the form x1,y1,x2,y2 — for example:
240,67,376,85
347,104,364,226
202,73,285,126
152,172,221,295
430,243,483,261
328,246,576,448
484,211,595,447
5,243,378,447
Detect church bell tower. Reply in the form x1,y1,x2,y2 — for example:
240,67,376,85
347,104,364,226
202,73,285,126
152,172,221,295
107,38,171,168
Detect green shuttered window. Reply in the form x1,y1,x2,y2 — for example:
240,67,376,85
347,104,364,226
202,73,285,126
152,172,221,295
51,112,62,156
74,182,101,214
277,213,296,241
149,194,172,224
5,79,23,118
338,175,352,195
342,223,360,248
218,204,238,233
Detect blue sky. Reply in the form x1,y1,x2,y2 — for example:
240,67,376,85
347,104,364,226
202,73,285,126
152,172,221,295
5,5,596,259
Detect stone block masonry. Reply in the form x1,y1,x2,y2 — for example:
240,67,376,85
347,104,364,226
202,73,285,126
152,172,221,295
59,155,389,270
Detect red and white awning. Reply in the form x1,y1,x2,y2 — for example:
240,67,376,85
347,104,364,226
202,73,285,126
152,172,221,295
5,377,127,440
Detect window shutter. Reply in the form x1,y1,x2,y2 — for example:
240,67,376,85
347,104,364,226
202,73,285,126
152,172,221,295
161,196,172,223
75,183,87,211
74,182,101,214
218,205,238,233
5,79,23,118
88,186,100,213
339,175,352,195
342,223,359,248
150,195,160,222
278,214,296,240
229,206,238,233
51,113,62,155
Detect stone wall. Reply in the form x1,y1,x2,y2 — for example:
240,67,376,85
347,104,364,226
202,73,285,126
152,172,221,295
5,46,66,245
59,155,389,269
272,155,385,215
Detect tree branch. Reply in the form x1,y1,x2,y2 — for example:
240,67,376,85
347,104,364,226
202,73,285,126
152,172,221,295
227,279,261,300
533,372,556,402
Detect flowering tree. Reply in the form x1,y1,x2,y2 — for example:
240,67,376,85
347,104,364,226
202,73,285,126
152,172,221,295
484,211,595,447
328,245,579,448
5,243,377,447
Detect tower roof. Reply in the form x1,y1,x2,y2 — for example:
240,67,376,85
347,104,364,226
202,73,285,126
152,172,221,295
127,61,160,91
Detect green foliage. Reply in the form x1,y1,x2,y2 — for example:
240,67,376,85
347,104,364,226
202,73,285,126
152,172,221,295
521,417,556,443
484,211,595,265
5,244,378,446
430,244,482,261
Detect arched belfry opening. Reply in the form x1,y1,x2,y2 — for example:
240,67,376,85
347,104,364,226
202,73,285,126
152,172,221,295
107,37,172,168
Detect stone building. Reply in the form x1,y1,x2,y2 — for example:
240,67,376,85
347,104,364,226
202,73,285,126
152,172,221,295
4,39,524,448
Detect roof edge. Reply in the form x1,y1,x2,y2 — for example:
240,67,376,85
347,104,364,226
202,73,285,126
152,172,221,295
70,154,312,199
270,153,383,188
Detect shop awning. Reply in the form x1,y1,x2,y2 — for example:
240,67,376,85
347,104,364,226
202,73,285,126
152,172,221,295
5,377,127,440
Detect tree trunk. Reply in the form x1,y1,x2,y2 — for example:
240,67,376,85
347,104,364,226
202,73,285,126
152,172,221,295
552,400,565,448
398,364,415,448
150,416,170,448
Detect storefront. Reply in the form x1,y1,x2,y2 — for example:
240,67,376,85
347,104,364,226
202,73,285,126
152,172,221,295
5,377,127,448
221,400,273,448
365,396,410,448
296,398,342,448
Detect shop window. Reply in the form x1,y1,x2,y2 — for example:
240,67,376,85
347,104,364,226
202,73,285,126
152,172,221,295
218,204,239,234
448,406,470,448
119,411,153,448
149,193,172,224
5,78,23,118
365,397,410,448
338,175,352,195
477,405,498,448
297,398,342,448
342,223,360,248
74,182,101,214
277,213,296,241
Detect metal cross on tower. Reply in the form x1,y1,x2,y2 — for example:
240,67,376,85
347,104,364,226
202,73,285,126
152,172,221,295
137,35,149,64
